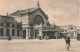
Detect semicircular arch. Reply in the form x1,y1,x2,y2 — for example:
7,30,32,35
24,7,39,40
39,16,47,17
33,15,44,25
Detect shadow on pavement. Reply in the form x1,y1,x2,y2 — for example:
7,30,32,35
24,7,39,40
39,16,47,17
69,49,76,51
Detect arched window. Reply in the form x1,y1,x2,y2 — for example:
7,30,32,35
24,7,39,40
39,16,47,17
33,15,44,25
70,27,74,29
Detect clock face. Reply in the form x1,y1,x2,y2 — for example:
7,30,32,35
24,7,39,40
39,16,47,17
33,15,44,25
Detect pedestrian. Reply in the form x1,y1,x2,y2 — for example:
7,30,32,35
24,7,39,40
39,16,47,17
66,36,71,46
39,36,42,40
39,36,41,40
44,36,46,40
8,35,11,40
65,36,71,51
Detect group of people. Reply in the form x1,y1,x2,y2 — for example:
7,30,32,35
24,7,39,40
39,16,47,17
38,35,50,40
44,36,50,40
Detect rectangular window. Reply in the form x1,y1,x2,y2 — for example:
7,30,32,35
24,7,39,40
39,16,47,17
12,29,15,36
0,23,3,26
23,30,26,38
0,28,3,36
17,25,19,27
6,24,9,27
17,30,19,36
12,24,15,27
6,29,9,36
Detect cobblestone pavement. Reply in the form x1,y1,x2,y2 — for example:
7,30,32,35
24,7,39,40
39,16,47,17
0,39,80,52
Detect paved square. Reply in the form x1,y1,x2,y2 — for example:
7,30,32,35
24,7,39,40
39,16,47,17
0,39,80,52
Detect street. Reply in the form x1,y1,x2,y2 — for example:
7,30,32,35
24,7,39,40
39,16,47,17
0,39,80,52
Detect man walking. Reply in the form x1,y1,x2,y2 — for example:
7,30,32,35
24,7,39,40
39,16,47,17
66,36,71,46
65,36,71,51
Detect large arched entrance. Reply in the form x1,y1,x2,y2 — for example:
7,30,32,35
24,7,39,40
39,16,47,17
33,15,44,38
33,15,44,26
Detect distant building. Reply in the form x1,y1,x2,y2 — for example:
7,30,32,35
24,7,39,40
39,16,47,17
0,15,22,39
60,24,80,39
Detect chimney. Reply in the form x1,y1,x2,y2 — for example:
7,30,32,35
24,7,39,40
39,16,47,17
7,13,8,16
28,9,30,14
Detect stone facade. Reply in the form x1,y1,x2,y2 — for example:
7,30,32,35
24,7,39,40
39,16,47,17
10,7,48,39
60,24,80,39
0,15,22,39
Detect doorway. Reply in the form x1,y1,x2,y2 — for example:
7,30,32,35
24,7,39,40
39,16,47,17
35,30,39,38
23,30,26,38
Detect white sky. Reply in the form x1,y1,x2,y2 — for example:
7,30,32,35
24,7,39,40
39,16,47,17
0,0,80,26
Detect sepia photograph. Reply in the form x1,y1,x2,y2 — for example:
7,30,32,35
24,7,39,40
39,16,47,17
0,0,80,52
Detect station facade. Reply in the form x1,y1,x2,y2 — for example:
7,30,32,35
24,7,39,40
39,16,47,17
10,7,62,39
9,1,62,39
0,1,80,39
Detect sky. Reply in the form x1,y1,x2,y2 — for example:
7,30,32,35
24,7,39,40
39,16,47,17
0,0,80,26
